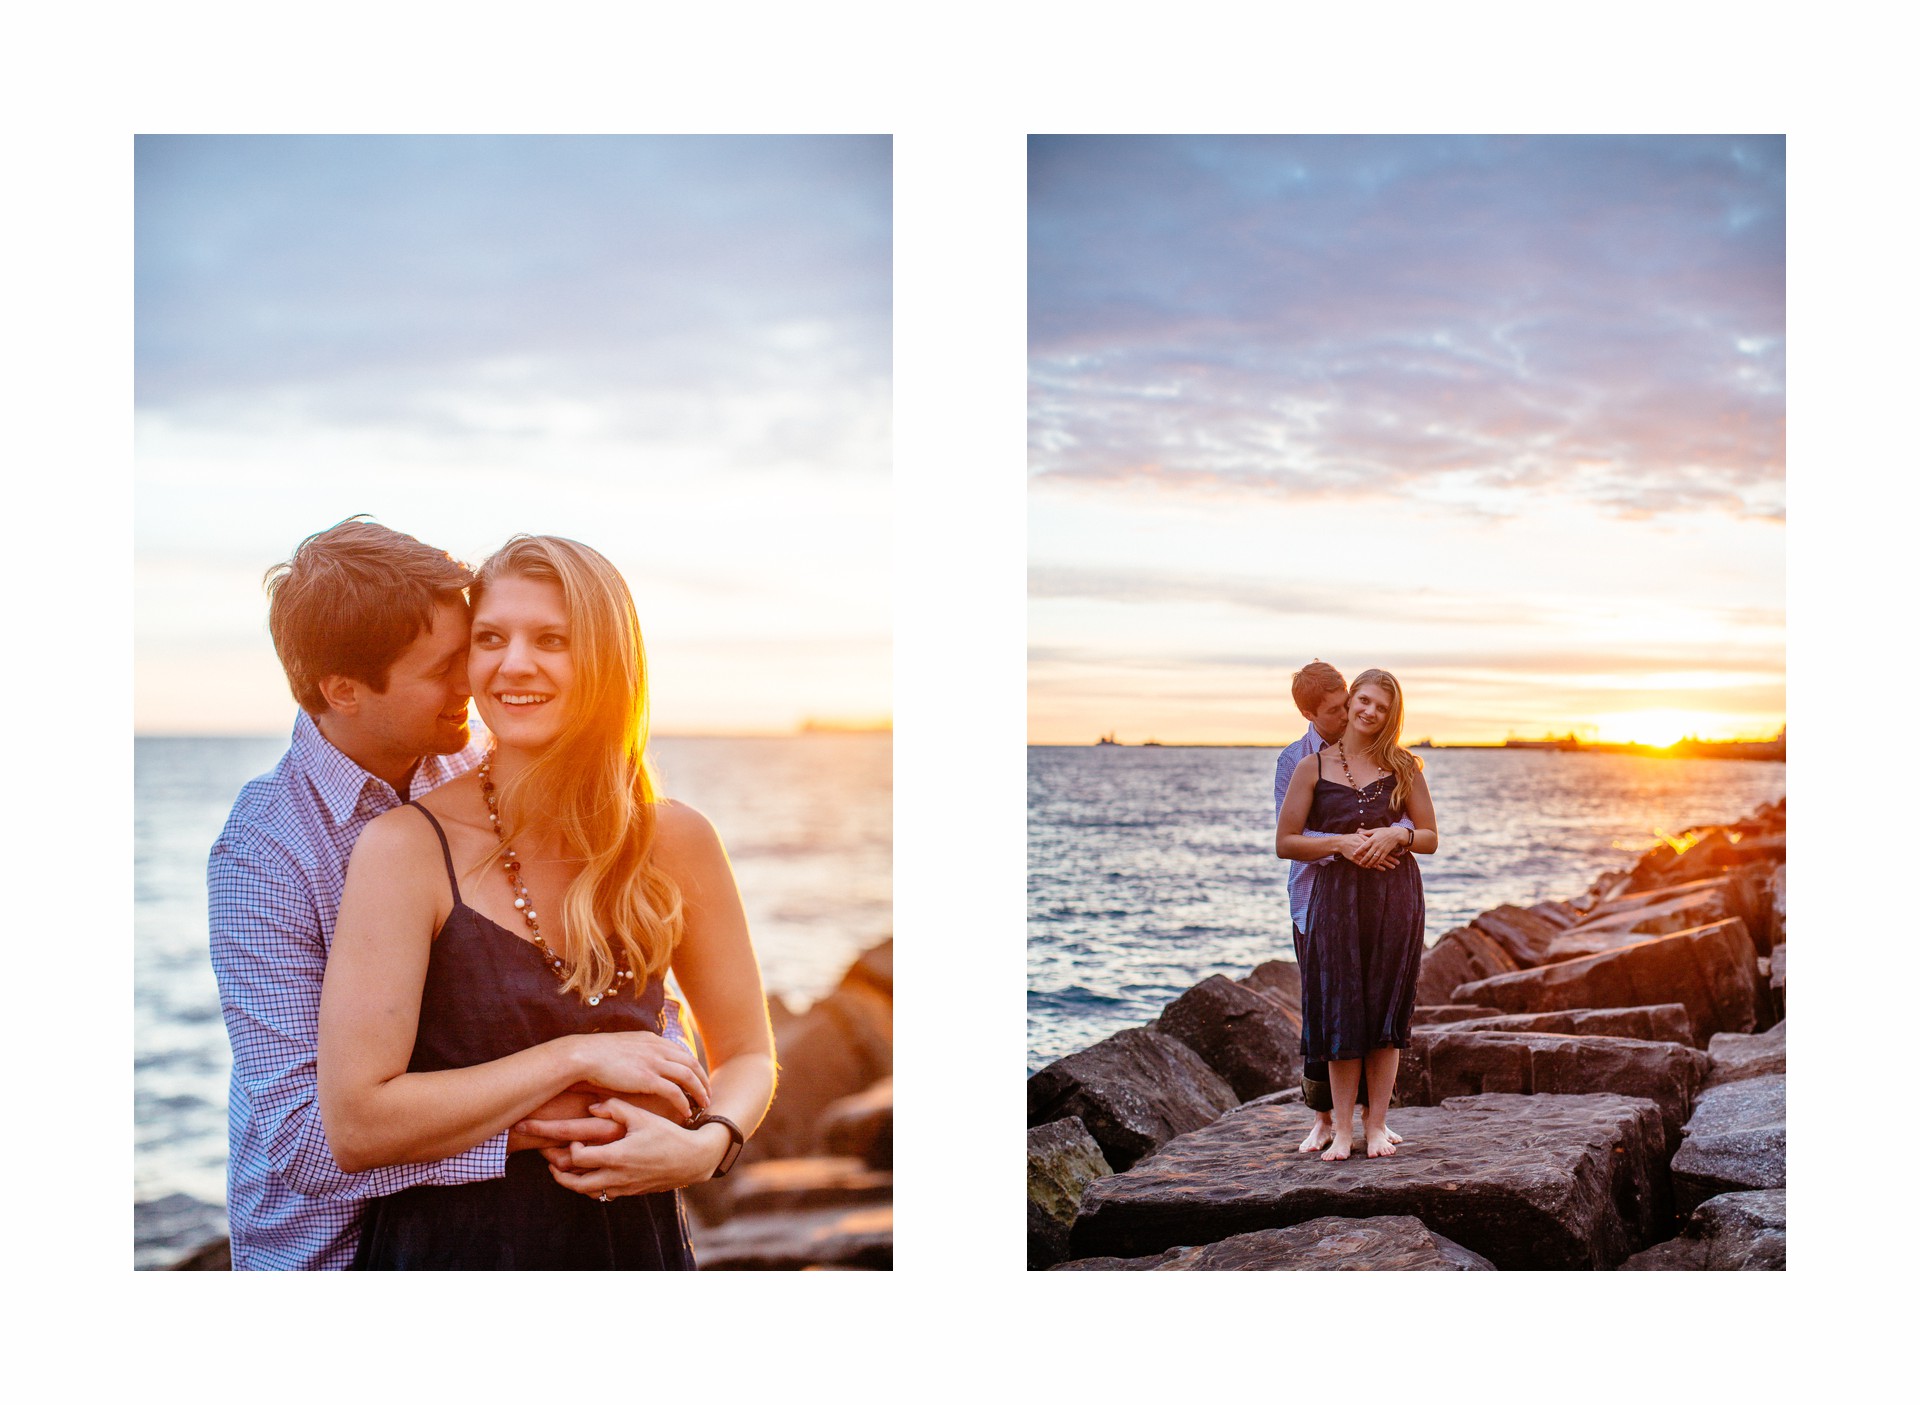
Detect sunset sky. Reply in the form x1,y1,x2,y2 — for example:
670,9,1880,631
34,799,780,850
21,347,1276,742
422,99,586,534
1028,135,1784,746
136,135,890,736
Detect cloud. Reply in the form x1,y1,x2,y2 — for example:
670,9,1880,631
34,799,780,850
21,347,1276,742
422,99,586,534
1029,136,1784,518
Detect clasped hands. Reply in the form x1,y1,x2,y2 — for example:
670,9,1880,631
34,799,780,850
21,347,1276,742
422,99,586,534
1337,827,1409,869
506,1030,727,1201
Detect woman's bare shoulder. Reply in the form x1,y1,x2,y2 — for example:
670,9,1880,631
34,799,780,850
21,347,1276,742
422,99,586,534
351,802,451,873
651,798,722,852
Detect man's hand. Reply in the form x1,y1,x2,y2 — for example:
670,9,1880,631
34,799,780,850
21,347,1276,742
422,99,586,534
1346,828,1404,869
509,1085,688,1155
545,1097,724,1193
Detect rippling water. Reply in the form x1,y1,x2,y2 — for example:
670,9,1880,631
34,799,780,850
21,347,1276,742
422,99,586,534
1027,745,1784,1074
134,731,891,1268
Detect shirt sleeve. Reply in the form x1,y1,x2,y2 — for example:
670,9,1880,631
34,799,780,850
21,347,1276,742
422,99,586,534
208,833,508,1200
1276,747,1342,865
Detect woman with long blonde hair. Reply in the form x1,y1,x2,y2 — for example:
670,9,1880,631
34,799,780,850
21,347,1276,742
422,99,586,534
1275,668,1437,1161
318,535,775,1269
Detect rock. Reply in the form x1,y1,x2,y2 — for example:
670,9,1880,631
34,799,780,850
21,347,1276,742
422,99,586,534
1028,1116,1116,1269
820,1077,893,1168
1529,900,1582,930
1027,1026,1239,1171
756,943,893,1162
691,1156,892,1226
1767,866,1786,948
1542,885,1733,962
1469,905,1563,967
691,1204,892,1271
1625,826,1783,891
1415,927,1521,1005
1240,959,1303,1026
1671,1074,1785,1215
846,938,893,997
1584,875,1729,922
1397,1029,1710,1148
166,1237,231,1271
1158,974,1301,1101
1070,1092,1671,1270
1705,1023,1786,1089
1451,918,1760,1045
1413,1005,1507,1025
1769,943,1786,1021
1050,1215,1496,1271
1617,1188,1785,1270
1444,1004,1697,1047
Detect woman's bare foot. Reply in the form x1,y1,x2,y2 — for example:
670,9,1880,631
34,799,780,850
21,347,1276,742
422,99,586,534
1364,1124,1397,1158
1322,1131,1353,1162
1298,1114,1335,1154
1385,1125,1403,1145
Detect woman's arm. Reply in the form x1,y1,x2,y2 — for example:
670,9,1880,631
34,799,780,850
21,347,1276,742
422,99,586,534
317,808,709,1173
1403,768,1440,855
1275,758,1369,862
549,803,778,1198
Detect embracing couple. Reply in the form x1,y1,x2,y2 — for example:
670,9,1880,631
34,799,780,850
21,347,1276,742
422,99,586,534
1273,661,1439,1162
208,517,776,1270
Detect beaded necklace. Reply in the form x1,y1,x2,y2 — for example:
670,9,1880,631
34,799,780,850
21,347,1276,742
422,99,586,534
477,754,632,1007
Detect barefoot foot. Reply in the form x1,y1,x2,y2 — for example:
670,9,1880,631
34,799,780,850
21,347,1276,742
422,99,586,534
1322,1132,1353,1162
1364,1125,1397,1158
1385,1125,1403,1145
1298,1116,1334,1154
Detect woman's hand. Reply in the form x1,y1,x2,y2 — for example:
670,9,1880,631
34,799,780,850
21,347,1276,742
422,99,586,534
1348,828,1405,869
546,1097,729,1197
570,1031,712,1121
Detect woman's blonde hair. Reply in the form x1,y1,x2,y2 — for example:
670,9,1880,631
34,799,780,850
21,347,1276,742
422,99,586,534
1348,668,1423,814
474,535,684,1002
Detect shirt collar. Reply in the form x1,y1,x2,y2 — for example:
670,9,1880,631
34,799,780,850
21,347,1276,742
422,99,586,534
1304,724,1327,752
288,711,485,826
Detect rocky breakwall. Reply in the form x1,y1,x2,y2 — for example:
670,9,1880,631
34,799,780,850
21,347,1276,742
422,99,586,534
1029,796,1786,1271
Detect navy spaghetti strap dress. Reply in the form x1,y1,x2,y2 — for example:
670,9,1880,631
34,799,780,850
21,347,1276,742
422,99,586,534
1296,754,1426,1065
351,803,696,1271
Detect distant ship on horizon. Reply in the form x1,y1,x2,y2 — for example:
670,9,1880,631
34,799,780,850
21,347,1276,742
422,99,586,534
1095,732,1119,746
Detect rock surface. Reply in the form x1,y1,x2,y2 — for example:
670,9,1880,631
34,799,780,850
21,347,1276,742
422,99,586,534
1397,1029,1709,1148
1070,1092,1670,1270
1415,927,1522,1005
1704,1022,1786,1088
756,939,893,1161
1443,1003,1696,1046
1542,885,1733,962
1157,974,1301,1100
1027,1116,1115,1269
690,1203,893,1270
1617,1188,1785,1270
1468,905,1563,967
819,1076,893,1168
1027,1026,1239,1171
1413,1005,1507,1025
693,1156,892,1225
1769,943,1786,1021
1671,1073,1786,1214
1240,959,1304,1026
1451,918,1760,1044
1051,1215,1495,1271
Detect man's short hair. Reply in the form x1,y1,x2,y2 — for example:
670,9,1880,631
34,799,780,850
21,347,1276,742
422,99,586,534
1291,660,1346,717
265,516,473,714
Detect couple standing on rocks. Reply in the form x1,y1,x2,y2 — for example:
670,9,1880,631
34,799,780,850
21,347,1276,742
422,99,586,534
1273,661,1439,1161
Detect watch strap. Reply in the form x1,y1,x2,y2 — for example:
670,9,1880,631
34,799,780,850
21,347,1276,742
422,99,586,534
688,1109,746,1177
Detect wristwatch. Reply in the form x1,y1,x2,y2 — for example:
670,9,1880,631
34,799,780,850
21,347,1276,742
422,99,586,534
685,1109,746,1177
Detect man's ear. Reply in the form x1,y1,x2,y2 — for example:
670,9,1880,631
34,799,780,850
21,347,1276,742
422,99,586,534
316,674,363,716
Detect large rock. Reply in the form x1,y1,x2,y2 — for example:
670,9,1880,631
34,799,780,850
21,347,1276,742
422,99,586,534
1769,944,1786,1022
1468,905,1563,967
1704,1022,1786,1088
756,941,893,1162
1451,919,1760,1045
690,1156,892,1226
1671,1073,1785,1215
1027,1026,1239,1171
819,1077,892,1168
1397,1029,1710,1148
1158,974,1301,1101
1529,900,1582,929
1767,866,1786,949
1414,927,1521,1005
1240,959,1303,1026
1626,825,1783,891
1542,884,1733,962
1444,1004,1696,1047
1413,1005,1506,1025
691,1204,892,1270
1070,1092,1671,1270
1051,1216,1495,1271
1617,1188,1785,1270
1027,1116,1114,1269
166,1238,232,1271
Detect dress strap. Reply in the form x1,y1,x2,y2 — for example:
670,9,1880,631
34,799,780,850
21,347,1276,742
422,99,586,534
407,801,463,905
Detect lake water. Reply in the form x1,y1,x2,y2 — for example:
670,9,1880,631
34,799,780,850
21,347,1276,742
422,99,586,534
134,730,891,1268
1027,745,1785,1074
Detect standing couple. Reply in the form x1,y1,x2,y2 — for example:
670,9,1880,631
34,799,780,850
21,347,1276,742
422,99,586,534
209,517,776,1269
1273,661,1438,1162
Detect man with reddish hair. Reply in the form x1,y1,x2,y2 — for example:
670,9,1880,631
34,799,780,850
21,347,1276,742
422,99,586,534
1273,660,1413,1153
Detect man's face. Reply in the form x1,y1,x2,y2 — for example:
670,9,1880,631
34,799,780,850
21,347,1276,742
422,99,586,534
354,598,474,759
1308,687,1349,743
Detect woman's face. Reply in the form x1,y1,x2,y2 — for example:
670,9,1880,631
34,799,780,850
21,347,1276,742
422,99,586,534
1346,682,1393,739
469,575,575,751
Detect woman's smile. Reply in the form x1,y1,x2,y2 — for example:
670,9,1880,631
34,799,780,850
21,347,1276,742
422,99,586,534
470,575,575,744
